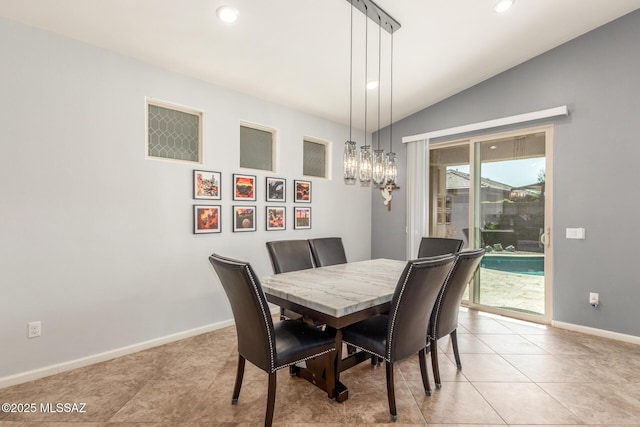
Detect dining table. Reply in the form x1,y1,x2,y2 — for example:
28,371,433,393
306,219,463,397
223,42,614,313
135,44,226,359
261,258,407,403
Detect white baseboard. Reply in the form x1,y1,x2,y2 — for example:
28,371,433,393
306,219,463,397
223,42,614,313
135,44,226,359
552,320,640,345
0,318,235,389
3,313,637,389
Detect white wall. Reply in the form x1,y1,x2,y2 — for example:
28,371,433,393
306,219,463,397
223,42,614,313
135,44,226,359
0,17,372,379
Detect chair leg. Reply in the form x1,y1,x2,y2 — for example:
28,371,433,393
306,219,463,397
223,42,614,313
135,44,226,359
371,354,382,367
419,347,433,395
265,372,277,427
429,338,441,389
385,361,397,421
451,329,462,370
232,355,245,404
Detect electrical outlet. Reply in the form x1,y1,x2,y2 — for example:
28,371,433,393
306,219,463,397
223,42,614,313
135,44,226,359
589,292,599,307
28,321,41,338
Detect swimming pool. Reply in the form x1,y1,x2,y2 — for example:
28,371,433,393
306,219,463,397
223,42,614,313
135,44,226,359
480,255,544,276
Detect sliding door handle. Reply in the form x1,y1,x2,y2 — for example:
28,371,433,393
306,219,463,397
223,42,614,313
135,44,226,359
540,227,550,247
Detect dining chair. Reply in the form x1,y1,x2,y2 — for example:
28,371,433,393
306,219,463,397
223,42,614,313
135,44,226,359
417,237,464,258
428,248,485,388
209,253,336,427
308,237,347,267
341,254,457,421
266,239,315,273
265,239,316,321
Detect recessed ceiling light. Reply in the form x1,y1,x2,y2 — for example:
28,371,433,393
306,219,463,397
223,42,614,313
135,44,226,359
366,81,378,90
494,0,515,13
217,6,239,23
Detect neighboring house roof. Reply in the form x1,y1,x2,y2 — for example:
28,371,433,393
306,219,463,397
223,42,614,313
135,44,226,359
446,169,512,191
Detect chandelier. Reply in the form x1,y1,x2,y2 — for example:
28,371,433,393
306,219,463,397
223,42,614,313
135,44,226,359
343,0,400,188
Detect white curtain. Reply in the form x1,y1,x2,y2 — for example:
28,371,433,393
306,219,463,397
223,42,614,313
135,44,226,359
405,139,429,259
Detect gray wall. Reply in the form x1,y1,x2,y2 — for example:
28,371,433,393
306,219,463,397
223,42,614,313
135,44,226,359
372,10,640,337
0,18,371,379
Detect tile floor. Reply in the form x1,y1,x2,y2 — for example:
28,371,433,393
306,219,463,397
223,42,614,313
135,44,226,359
2,309,640,426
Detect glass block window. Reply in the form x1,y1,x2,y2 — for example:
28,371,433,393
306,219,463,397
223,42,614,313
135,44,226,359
303,138,329,178
240,123,275,171
147,100,202,163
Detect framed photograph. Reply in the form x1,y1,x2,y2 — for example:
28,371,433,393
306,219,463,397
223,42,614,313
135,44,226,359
233,174,256,201
266,206,286,231
294,206,311,230
193,170,221,200
193,205,221,234
266,177,286,202
233,206,256,232
294,179,311,203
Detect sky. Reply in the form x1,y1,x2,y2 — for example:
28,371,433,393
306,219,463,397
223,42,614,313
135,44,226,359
451,157,545,188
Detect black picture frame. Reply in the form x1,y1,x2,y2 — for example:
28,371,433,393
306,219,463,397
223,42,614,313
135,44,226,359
233,205,256,232
266,177,286,202
193,170,221,200
294,206,311,230
193,205,221,234
294,179,311,203
233,174,256,201
266,206,286,231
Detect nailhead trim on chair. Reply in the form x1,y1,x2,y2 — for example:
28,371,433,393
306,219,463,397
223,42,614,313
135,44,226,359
428,261,456,340
341,342,387,362
243,263,277,373
244,262,336,373
386,264,415,361
274,348,336,371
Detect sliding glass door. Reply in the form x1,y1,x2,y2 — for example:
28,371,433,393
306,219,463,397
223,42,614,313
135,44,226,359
429,126,552,322
475,132,547,317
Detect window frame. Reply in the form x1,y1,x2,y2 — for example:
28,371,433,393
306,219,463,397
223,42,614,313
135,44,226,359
145,97,204,164
302,136,331,179
239,121,278,173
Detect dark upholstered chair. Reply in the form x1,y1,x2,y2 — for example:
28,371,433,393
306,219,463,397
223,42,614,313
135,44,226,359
266,239,315,273
417,237,464,258
308,237,347,267
428,248,485,388
265,240,316,321
209,254,336,427
342,255,457,421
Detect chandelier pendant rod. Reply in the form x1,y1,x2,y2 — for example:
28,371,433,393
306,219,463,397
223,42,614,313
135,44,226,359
349,0,353,142
364,8,367,147
389,29,393,155
377,17,381,151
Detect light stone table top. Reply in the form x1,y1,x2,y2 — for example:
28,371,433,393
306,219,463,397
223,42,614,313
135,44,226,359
261,258,407,318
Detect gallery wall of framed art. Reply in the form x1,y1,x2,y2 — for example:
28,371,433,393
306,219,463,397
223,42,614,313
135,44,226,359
192,170,313,234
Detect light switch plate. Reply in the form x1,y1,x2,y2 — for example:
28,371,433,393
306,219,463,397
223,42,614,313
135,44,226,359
566,228,585,239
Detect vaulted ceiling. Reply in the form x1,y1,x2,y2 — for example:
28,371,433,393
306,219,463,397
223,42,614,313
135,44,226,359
2,0,638,131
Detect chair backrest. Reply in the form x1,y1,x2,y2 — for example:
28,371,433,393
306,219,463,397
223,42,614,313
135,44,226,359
429,248,485,339
386,254,457,362
209,254,275,372
308,237,347,267
265,240,315,273
417,237,464,258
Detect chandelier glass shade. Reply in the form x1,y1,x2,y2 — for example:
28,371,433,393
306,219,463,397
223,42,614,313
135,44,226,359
358,145,372,182
372,148,386,184
343,140,358,183
385,151,397,185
